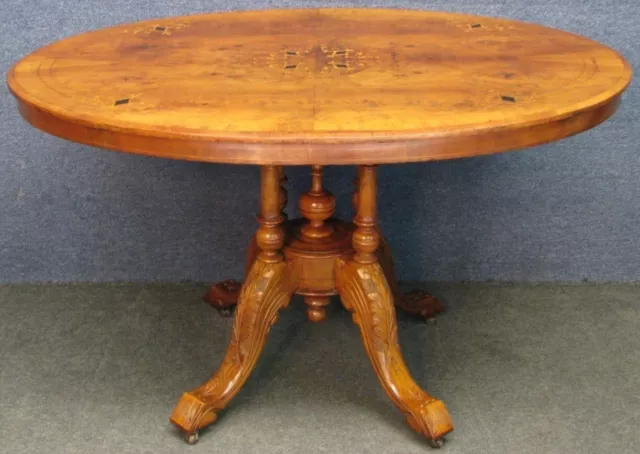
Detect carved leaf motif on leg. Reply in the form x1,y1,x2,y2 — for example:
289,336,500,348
336,259,453,445
170,260,296,436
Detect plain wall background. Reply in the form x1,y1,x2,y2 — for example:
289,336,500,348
0,0,638,283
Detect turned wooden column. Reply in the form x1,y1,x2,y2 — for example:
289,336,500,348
299,165,336,239
352,165,380,264
257,166,286,263
298,165,336,321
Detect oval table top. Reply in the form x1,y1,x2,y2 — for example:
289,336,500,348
8,8,631,165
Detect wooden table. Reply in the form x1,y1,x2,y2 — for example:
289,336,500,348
8,8,631,448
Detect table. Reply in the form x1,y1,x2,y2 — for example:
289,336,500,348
7,8,631,448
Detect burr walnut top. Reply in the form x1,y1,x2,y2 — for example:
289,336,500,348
7,8,631,165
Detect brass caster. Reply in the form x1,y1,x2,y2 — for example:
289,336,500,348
428,437,444,448
219,307,234,317
185,431,199,445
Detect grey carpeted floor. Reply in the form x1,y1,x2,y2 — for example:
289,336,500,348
0,283,638,453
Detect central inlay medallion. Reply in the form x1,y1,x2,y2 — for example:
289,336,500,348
281,45,361,73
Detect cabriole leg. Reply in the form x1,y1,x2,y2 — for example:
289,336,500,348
338,165,453,447
172,166,296,443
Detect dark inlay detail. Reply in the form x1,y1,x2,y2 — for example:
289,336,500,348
471,24,482,28
284,64,297,70
335,50,347,55
114,98,130,106
501,96,516,103
155,26,165,31
286,51,298,55
335,64,348,68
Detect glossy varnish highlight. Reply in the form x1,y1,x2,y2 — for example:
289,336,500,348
7,8,631,164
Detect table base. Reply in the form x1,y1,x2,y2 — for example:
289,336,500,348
170,165,454,448
204,221,444,322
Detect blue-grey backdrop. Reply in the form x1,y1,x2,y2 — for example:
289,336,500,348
0,0,638,283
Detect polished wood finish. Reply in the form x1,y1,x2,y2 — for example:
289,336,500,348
205,218,443,320
285,218,352,298
256,166,286,262
7,9,631,165
338,165,452,446
171,260,297,444
304,295,330,323
175,165,454,446
171,166,298,443
299,166,336,240
8,8,632,449
336,259,453,447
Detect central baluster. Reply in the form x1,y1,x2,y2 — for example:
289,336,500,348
298,165,336,321
298,165,336,240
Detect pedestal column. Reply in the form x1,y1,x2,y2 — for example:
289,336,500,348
298,165,336,321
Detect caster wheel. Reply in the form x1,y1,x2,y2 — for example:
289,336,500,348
185,431,199,445
427,438,444,449
425,317,437,325
218,307,234,317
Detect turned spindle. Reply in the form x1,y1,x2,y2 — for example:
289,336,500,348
352,165,380,264
256,166,286,263
298,165,336,240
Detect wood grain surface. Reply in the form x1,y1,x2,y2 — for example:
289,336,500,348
7,8,632,165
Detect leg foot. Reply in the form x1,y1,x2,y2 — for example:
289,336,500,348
172,260,297,441
203,237,259,316
336,259,454,445
377,236,445,322
401,290,445,321
203,279,241,316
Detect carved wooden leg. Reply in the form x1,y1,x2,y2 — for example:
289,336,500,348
336,260,453,446
339,165,453,447
171,260,296,442
174,165,294,443
204,166,286,315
